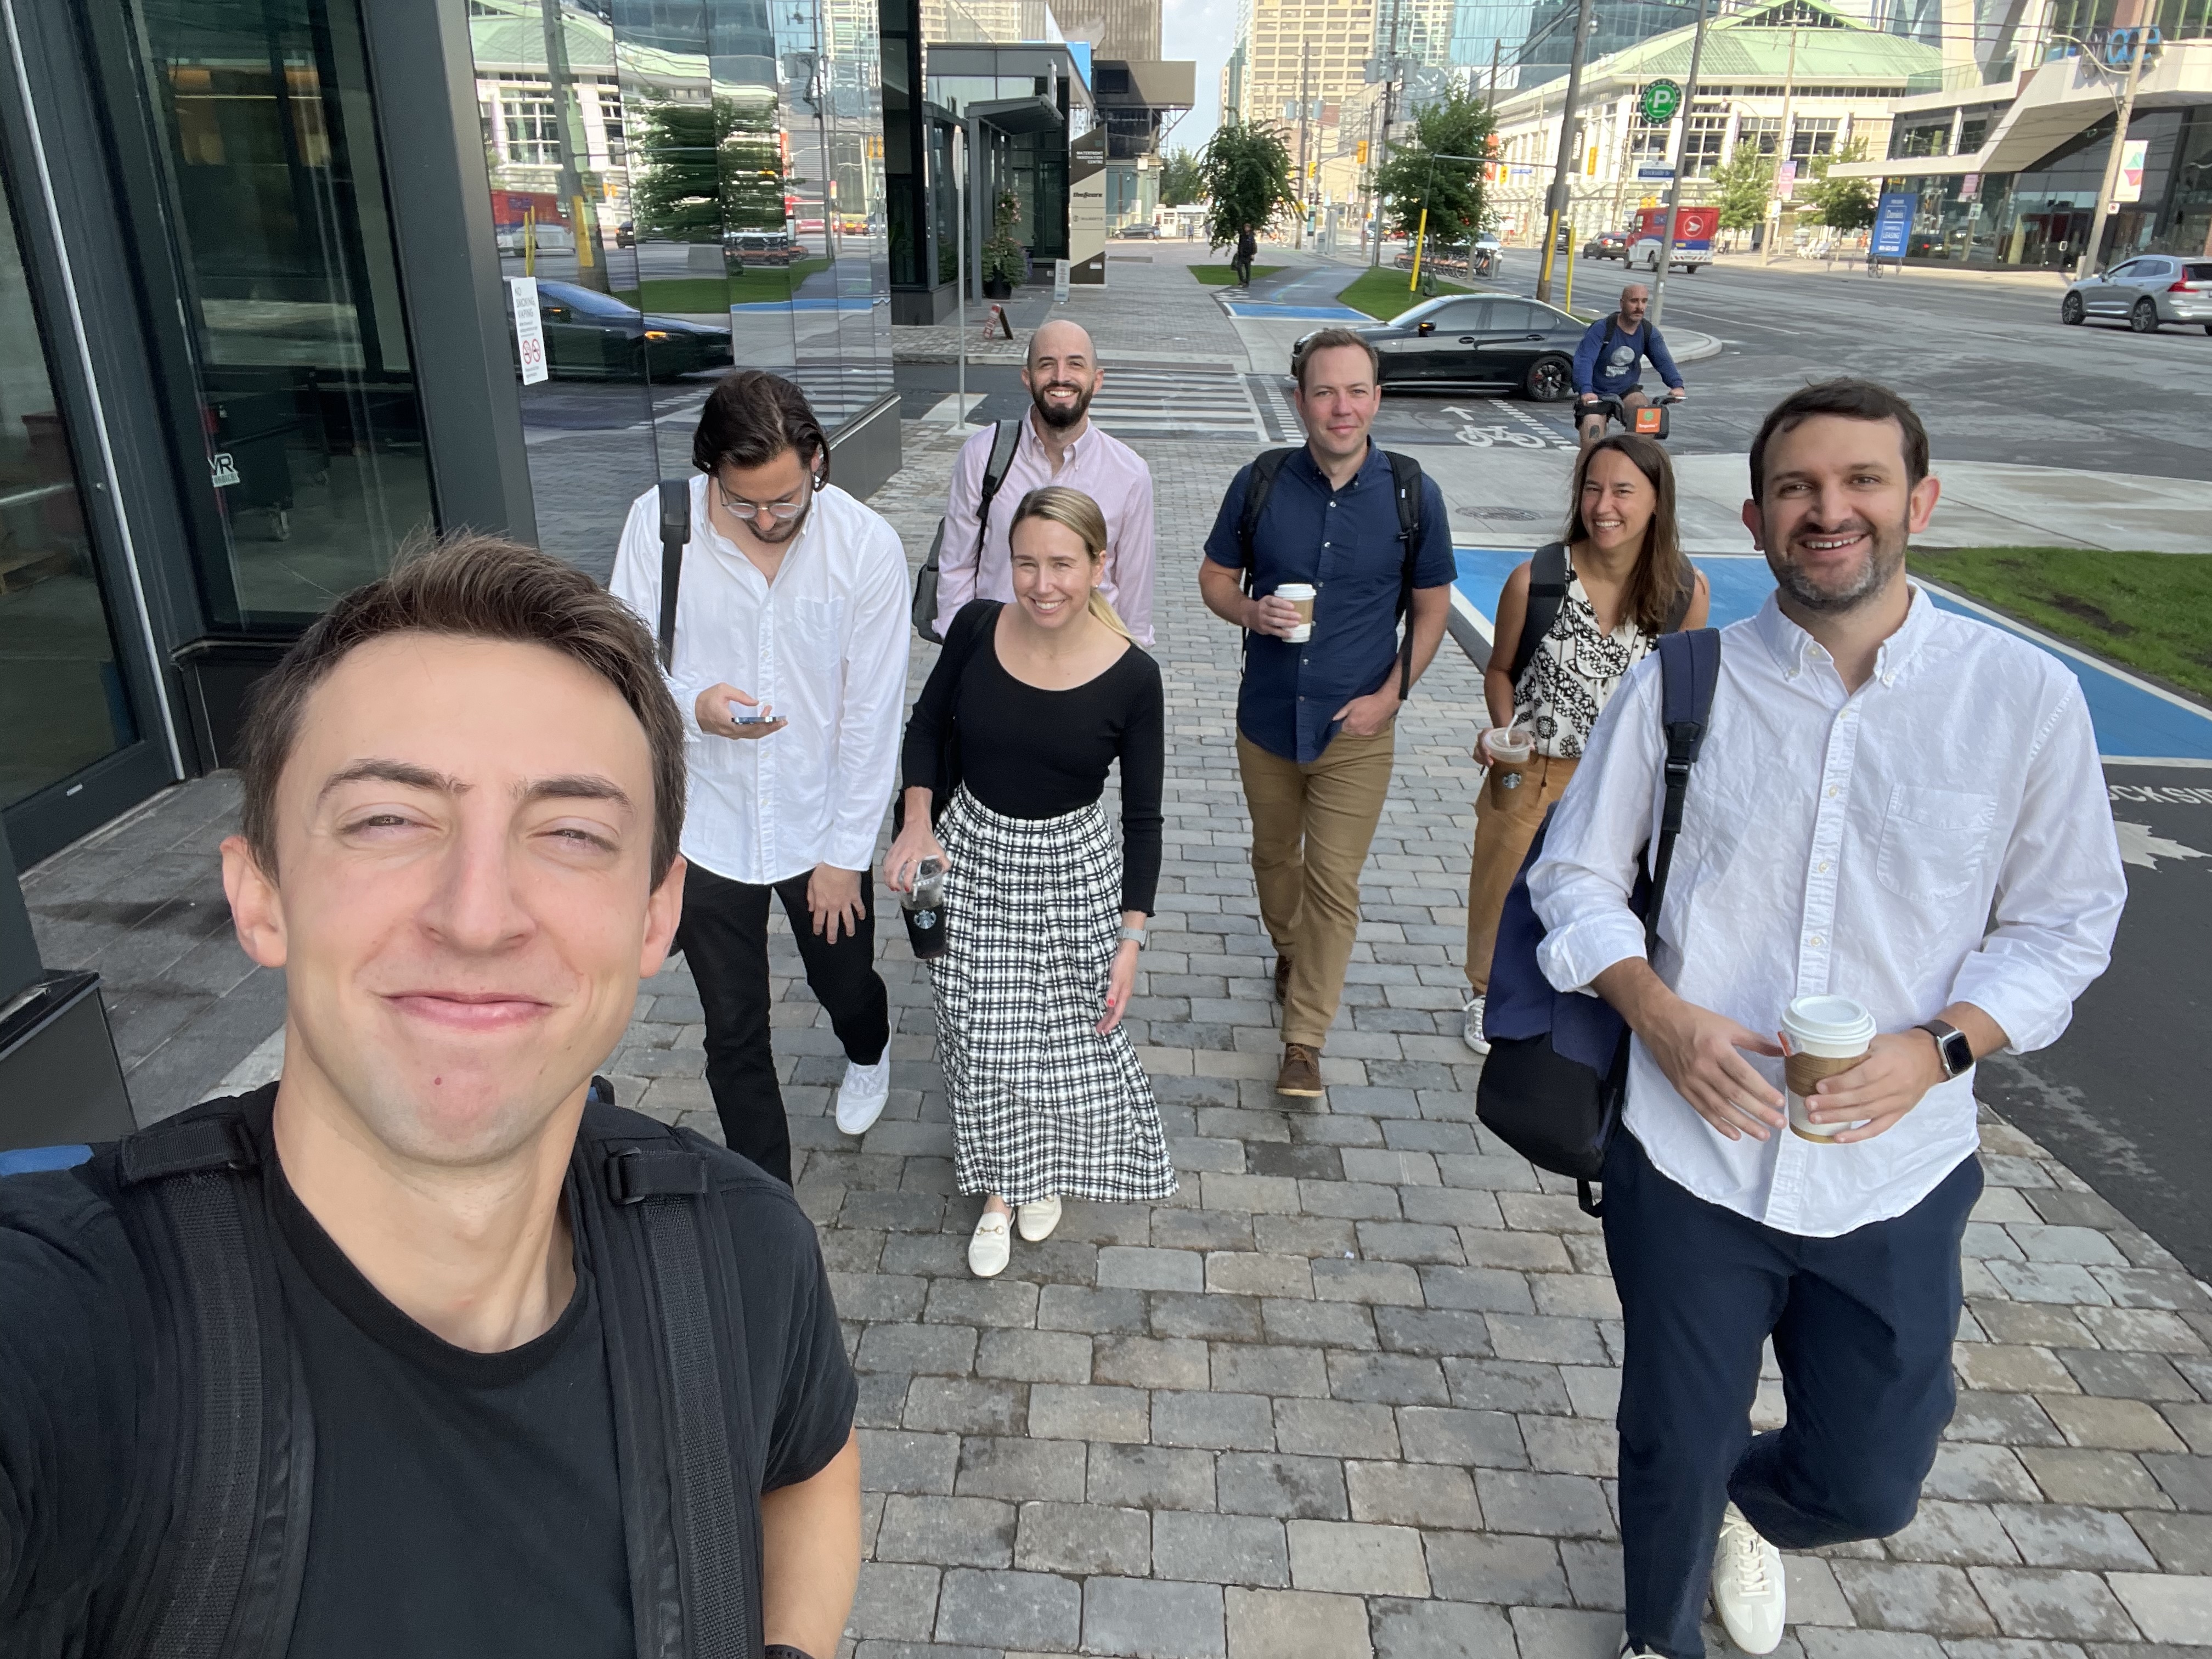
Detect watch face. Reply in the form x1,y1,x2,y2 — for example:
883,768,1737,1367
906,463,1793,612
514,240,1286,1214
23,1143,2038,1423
1939,1028,1973,1076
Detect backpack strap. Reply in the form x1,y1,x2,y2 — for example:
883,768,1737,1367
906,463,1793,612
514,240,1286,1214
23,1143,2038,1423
105,1099,311,1659
1234,448,1294,588
914,421,1024,645
575,1087,754,1658
656,478,690,672
1510,542,1571,686
1384,450,1425,701
1644,628,1722,958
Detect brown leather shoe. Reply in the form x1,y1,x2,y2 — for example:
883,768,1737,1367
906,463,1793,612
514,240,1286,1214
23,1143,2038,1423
1276,1043,1323,1098
1273,955,1293,1003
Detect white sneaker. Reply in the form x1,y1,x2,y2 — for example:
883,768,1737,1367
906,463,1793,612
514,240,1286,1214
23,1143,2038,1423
834,1053,892,1136
1016,1194,1062,1243
1711,1502,1787,1655
1462,994,1491,1056
968,1209,1011,1277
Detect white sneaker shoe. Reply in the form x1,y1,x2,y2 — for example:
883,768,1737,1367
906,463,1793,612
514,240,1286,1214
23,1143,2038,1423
1016,1194,1062,1243
1462,994,1491,1056
834,1053,892,1136
968,1209,1011,1277
1712,1502,1787,1655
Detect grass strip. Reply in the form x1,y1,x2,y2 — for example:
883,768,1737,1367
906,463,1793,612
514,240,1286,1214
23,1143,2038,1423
1335,266,1471,321
1909,546,2212,704
614,258,832,313
1189,263,1285,286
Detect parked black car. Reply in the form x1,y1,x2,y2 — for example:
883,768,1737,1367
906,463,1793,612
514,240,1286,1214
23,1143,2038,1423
1299,293,1584,400
531,281,733,381
1583,230,1629,261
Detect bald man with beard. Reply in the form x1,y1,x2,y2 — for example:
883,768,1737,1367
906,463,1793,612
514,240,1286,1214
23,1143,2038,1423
932,318,1158,645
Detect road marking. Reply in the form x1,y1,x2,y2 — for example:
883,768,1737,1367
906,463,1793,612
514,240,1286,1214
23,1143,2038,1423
1090,363,1265,441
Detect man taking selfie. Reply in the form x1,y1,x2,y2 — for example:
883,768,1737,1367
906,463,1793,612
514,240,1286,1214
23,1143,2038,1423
0,537,860,1658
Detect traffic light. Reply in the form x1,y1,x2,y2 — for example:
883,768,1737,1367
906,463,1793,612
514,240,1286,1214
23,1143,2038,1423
1356,141,1369,165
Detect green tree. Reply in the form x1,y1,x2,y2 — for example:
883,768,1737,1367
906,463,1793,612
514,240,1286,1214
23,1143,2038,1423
1793,137,1876,234
1159,148,1204,208
1711,144,1778,235
630,95,789,241
1198,120,1300,249
1371,87,1497,245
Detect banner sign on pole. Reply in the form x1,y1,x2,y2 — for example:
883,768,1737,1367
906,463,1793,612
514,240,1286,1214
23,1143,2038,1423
1776,159,1798,201
508,276,549,386
1871,191,1916,259
2113,139,2148,204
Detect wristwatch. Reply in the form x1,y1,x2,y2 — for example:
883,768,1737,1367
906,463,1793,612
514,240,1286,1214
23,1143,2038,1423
1118,924,1148,948
1917,1019,1974,1081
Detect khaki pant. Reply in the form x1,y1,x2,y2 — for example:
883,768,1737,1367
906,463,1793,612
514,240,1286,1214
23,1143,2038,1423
1237,726,1396,1049
1464,753,1579,994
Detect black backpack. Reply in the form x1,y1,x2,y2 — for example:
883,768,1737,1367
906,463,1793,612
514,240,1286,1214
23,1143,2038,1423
1235,447,1427,699
911,420,1024,644
1475,628,1720,1215
1508,541,1695,686
43,1084,768,1658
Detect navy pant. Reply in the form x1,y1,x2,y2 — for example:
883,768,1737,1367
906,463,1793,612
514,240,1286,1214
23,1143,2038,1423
1602,1129,1981,1659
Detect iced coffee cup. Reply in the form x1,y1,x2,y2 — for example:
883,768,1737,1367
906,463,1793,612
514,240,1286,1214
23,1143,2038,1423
1277,582,1316,642
1486,725,1534,794
1781,994,1877,1141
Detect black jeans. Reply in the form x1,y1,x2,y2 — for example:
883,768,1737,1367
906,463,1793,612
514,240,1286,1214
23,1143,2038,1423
674,860,889,1185
1602,1129,1982,1658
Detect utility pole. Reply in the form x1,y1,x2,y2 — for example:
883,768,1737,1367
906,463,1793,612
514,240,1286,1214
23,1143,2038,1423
1296,38,1312,248
1762,24,1799,265
539,0,611,291
1536,0,1599,304
2078,27,2149,280
1650,0,1712,323
1487,36,1501,110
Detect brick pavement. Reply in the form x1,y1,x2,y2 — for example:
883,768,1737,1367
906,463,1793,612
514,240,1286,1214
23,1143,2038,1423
598,252,2212,1659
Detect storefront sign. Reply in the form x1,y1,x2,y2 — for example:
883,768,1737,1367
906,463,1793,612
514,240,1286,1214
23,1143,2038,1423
1872,191,1917,258
508,276,549,386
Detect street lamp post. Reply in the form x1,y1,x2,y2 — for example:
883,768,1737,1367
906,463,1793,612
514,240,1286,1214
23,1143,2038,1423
1537,0,1600,304
1649,0,1712,324
1406,151,1486,292
2077,29,2150,280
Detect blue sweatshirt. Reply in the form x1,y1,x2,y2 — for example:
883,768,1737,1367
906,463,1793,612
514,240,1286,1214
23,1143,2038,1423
1572,315,1684,399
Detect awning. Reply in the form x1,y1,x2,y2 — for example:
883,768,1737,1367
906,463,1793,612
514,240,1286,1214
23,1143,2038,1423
966,94,1063,136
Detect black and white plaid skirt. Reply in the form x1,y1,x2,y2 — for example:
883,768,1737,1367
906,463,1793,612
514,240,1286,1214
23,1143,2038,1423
929,788,1177,1206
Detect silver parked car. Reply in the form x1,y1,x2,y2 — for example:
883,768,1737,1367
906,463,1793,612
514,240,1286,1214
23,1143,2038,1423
2061,255,2212,334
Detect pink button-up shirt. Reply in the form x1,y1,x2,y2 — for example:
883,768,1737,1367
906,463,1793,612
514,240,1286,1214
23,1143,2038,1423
933,410,1158,645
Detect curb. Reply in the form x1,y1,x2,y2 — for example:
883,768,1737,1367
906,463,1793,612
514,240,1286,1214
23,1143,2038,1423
1669,328,1724,364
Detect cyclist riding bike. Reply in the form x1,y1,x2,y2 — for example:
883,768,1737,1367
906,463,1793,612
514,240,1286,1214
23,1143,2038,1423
1571,281,1685,451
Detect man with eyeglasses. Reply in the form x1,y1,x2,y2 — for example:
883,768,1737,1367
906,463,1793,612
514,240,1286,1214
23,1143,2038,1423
611,369,911,1180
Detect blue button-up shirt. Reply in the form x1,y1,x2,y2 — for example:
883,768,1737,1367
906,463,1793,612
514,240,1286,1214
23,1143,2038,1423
1204,443,1456,763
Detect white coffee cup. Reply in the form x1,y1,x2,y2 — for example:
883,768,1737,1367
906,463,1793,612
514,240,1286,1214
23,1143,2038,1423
1780,994,1878,1141
1277,582,1316,642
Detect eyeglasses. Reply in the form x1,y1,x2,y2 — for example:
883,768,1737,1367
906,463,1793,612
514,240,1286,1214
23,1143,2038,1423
716,485,808,522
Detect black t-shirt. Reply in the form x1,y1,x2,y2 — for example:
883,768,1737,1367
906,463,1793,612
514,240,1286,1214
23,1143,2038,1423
901,601,1167,912
0,1091,858,1658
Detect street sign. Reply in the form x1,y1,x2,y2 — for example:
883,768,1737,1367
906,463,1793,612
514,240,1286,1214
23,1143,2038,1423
2114,139,2148,203
508,276,549,386
1639,80,1682,123
1871,190,1916,258
1637,165,1675,179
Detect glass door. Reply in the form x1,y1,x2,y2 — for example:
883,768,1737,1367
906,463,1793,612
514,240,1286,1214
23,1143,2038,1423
0,156,146,824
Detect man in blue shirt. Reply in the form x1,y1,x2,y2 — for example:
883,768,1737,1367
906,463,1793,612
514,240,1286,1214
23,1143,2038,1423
1199,328,1456,1098
1572,282,1686,450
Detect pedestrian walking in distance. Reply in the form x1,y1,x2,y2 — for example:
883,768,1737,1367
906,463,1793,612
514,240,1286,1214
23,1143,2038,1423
1233,223,1257,286
1531,380,2124,1659
1199,327,1455,1098
1461,433,1708,1053
611,369,910,1182
888,485,1174,1279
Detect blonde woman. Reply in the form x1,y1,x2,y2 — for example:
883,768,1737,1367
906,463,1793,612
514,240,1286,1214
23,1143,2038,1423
887,486,1175,1277
1462,432,1709,1053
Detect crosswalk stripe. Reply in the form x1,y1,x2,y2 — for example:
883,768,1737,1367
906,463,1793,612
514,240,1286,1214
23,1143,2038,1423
1084,362,1264,441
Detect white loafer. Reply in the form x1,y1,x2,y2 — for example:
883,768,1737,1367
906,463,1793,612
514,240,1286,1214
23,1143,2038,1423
968,1210,1011,1278
1016,1194,1062,1243
1462,994,1491,1056
1711,1502,1786,1655
834,1053,891,1136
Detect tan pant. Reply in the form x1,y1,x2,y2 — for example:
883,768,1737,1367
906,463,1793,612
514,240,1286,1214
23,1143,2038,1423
1464,753,1579,994
1237,727,1397,1049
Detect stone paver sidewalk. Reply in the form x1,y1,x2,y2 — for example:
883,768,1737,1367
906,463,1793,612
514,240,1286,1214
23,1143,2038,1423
602,257,2212,1659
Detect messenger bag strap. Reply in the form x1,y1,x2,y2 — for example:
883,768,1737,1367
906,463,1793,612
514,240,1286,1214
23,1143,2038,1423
657,479,690,672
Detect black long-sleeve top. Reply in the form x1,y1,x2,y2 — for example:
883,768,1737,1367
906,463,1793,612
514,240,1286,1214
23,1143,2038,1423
902,601,1166,915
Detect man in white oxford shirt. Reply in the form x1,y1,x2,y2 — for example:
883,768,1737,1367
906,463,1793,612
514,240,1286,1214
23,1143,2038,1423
1530,380,2125,1659
612,371,911,1182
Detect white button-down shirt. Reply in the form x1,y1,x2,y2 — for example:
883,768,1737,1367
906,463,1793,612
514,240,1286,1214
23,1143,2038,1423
934,411,1158,645
1531,590,2126,1237
610,475,911,886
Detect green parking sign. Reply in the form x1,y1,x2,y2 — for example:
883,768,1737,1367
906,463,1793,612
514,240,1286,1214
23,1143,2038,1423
1639,80,1683,123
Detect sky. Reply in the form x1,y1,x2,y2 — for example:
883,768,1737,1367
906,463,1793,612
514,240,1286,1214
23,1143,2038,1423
1161,0,1239,155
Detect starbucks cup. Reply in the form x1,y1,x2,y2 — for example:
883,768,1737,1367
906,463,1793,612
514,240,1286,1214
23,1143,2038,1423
1781,994,1877,1142
1277,582,1317,643
1487,725,1535,794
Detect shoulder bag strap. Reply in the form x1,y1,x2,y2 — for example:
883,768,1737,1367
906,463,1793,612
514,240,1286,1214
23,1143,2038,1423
1510,541,1570,685
657,479,690,672
583,1094,752,1659
1644,627,1722,956
1384,450,1424,700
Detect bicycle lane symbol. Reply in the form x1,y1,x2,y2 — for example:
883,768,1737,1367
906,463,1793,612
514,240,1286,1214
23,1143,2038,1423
1441,405,1547,450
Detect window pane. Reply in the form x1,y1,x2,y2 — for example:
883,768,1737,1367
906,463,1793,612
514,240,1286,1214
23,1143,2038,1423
132,0,437,628
0,161,139,806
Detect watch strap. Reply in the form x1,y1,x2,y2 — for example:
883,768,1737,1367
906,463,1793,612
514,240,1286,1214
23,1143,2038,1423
1118,924,1148,947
